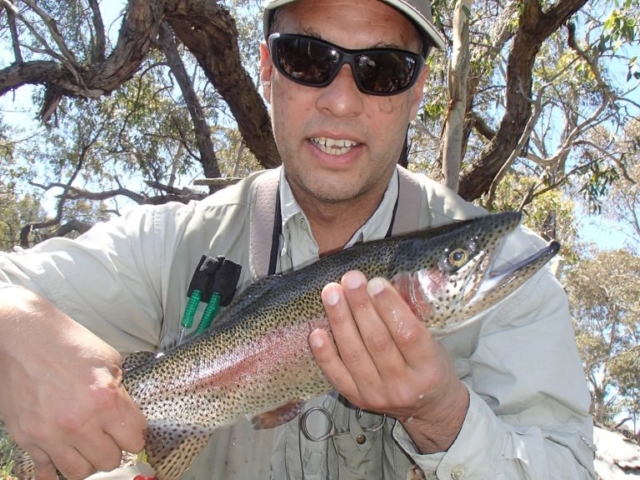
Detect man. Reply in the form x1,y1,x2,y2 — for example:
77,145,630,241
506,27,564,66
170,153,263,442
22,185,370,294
0,0,595,479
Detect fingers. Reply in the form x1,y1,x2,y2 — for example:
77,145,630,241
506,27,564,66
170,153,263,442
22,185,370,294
46,445,96,480
309,327,357,395
334,272,410,373
26,445,59,480
0,291,147,479
311,271,415,398
365,276,434,368
75,430,126,473
104,395,148,455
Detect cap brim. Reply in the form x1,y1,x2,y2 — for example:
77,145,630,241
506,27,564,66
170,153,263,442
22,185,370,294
263,0,446,50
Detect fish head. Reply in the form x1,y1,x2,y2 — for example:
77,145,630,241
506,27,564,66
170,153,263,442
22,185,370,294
391,212,559,336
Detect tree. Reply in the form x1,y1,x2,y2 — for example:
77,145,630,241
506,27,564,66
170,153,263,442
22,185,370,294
565,248,640,432
0,0,638,247
600,118,640,251
416,0,639,208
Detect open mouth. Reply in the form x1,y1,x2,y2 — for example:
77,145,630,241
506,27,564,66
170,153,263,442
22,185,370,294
479,241,561,296
310,137,360,155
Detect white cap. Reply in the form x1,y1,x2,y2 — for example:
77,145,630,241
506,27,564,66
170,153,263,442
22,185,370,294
263,0,446,51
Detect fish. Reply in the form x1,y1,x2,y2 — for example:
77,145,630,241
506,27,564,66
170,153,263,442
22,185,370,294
10,211,560,480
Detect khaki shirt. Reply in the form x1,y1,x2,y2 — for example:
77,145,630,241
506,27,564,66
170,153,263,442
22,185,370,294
0,166,595,479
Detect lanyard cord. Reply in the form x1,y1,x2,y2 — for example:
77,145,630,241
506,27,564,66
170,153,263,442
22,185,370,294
268,186,282,276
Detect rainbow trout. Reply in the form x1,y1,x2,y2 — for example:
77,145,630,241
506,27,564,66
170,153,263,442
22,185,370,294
12,211,559,480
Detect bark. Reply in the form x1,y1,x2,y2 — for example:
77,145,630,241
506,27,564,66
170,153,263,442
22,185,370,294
457,0,589,201
0,0,162,122
87,0,106,64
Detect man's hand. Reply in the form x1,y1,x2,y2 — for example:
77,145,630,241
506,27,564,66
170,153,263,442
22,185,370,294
309,270,469,454
0,287,148,480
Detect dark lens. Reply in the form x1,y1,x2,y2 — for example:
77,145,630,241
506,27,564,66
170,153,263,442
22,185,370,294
275,36,341,86
355,51,419,94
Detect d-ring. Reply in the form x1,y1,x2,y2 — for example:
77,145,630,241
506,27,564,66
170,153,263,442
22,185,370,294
300,406,335,442
355,408,387,433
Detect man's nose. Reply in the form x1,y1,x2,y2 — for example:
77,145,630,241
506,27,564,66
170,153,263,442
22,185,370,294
315,64,365,118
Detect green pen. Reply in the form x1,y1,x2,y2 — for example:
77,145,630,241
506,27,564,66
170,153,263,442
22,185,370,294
177,256,220,345
195,258,242,334
178,289,203,344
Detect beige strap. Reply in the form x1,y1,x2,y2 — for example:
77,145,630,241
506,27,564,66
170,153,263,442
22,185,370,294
392,166,422,235
249,168,280,278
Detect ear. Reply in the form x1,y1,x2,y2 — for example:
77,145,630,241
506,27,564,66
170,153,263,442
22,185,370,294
409,65,430,120
260,41,273,104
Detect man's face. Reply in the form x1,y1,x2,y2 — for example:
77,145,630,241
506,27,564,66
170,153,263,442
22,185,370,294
260,0,429,209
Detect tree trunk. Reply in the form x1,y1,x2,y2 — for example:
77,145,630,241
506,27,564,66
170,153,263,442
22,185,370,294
441,0,473,193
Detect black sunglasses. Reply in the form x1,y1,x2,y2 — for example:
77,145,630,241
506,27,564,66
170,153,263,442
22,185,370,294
268,33,426,96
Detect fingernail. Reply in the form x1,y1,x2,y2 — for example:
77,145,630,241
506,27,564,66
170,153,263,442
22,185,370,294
367,277,385,296
309,330,324,348
324,286,340,306
343,271,363,290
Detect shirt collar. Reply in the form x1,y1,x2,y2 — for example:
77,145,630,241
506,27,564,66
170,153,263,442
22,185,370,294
277,167,399,270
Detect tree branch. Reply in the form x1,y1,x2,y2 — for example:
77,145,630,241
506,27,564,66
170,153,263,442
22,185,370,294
156,22,221,183
166,0,280,169
468,111,496,141
485,87,549,208
29,181,146,203
458,0,589,201
45,219,93,239
0,0,165,119
19,0,82,72
87,0,107,63
2,0,23,63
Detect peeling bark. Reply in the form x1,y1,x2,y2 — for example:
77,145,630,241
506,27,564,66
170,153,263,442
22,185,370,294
441,0,473,193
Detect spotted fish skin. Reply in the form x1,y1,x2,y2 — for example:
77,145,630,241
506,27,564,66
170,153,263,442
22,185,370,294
11,212,560,480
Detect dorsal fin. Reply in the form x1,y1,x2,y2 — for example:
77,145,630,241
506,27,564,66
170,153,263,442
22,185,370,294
122,351,157,372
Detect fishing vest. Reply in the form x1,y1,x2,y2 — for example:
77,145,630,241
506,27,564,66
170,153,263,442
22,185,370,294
249,166,427,480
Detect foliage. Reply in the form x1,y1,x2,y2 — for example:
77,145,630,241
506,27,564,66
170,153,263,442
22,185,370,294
486,172,580,262
0,0,637,249
599,119,640,251
564,248,640,429
413,0,640,212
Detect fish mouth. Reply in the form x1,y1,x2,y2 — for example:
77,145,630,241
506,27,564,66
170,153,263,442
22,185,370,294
478,240,561,296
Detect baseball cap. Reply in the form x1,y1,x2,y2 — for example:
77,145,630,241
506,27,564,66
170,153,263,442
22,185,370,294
262,0,446,51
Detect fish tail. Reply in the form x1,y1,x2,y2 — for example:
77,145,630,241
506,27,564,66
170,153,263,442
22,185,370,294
144,420,212,480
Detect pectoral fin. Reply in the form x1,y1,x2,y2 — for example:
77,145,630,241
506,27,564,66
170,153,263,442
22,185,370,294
144,420,212,480
251,399,304,429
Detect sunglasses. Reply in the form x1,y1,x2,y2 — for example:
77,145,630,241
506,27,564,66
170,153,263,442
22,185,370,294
268,33,426,96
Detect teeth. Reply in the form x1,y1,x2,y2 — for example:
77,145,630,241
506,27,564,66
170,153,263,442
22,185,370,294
311,137,358,155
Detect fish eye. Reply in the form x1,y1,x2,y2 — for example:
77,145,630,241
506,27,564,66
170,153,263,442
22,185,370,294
448,248,469,267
